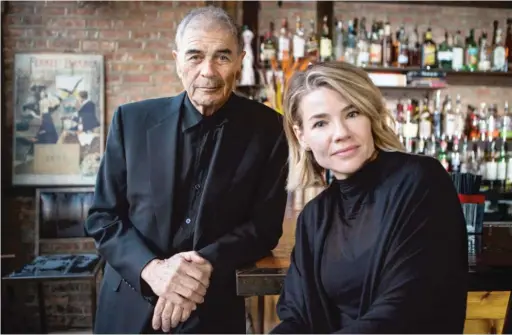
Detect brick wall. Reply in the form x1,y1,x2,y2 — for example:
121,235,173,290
1,1,204,332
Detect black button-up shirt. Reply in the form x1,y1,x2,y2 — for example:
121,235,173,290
170,94,230,253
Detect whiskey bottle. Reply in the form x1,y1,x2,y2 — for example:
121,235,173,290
421,27,437,69
319,15,333,61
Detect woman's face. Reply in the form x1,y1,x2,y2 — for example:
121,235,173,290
293,87,375,180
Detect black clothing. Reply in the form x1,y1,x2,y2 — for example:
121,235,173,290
85,92,288,334
171,94,229,254
271,151,468,334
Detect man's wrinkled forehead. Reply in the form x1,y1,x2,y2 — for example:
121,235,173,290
178,20,238,53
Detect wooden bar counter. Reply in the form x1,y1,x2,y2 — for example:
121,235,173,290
236,208,512,334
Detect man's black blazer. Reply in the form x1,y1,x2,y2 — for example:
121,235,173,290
85,92,288,333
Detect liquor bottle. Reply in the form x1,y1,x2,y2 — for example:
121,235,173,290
394,98,405,136
493,28,508,71
451,137,461,173
356,18,370,67
497,141,508,191
438,139,449,171
319,15,333,61
466,105,479,141
369,21,382,66
478,31,491,71
292,16,306,60
460,136,470,173
344,20,356,65
278,18,291,62
465,29,479,72
432,91,443,140
421,26,437,69
437,30,453,70
396,25,409,68
501,101,511,139
334,19,344,61
485,140,498,187
487,103,499,140
478,102,488,141
454,94,465,139
402,100,418,138
382,19,393,67
418,98,432,139
451,30,465,71
306,19,319,60
408,26,421,67
443,95,456,140
506,19,512,71
261,23,277,66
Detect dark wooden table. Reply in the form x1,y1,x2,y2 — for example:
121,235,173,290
2,254,105,333
236,211,512,333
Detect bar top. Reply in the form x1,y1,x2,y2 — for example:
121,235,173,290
236,209,512,297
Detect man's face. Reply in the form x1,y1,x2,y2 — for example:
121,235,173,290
173,23,244,115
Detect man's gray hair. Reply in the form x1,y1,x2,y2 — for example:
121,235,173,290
175,6,244,54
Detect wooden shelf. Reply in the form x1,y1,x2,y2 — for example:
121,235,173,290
363,1,512,9
363,66,512,78
377,85,446,91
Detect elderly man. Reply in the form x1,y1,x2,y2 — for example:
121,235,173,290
85,5,288,334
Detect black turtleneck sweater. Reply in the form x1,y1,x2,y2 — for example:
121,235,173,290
272,150,469,334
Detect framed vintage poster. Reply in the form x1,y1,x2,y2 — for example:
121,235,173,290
12,53,105,186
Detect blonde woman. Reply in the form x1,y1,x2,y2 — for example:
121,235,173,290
271,62,468,334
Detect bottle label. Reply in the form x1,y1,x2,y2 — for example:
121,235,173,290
444,114,456,137
452,48,464,70
370,44,382,64
398,53,408,65
438,50,453,61
263,47,276,60
357,51,370,66
278,37,290,60
423,45,436,66
307,40,318,54
320,38,332,58
507,158,512,180
466,47,479,66
402,123,418,138
497,161,507,180
493,46,506,71
419,120,432,138
293,36,306,59
486,161,497,181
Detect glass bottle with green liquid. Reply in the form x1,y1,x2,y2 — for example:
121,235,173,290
465,29,479,71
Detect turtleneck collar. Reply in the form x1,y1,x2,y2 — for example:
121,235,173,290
330,149,385,197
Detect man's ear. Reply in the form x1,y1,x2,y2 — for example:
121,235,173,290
172,50,182,79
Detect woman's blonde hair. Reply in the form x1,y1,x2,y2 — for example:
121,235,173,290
283,61,405,192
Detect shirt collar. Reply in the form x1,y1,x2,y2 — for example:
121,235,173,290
181,94,204,131
181,93,235,131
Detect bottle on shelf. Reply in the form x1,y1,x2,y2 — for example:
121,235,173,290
320,15,333,62
421,26,437,70
437,30,453,70
451,30,465,71
465,29,479,72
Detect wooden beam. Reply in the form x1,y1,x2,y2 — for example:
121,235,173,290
316,1,334,40
242,1,259,66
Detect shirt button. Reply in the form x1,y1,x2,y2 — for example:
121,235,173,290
185,218,191,224
194,184,201,190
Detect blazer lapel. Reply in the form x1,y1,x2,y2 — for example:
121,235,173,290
147,92,185,252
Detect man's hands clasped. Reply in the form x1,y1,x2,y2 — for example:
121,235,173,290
141,251,213,332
